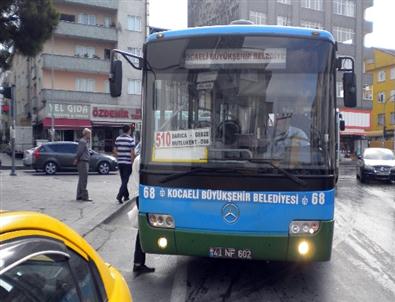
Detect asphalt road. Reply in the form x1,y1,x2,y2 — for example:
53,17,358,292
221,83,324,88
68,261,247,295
83,166,395,302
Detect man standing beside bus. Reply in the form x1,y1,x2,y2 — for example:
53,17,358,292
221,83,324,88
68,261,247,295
130,151,155,274
74,128,92,201
114,125,135,204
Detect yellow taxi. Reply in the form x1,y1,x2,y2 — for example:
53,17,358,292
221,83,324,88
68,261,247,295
0,211,132,301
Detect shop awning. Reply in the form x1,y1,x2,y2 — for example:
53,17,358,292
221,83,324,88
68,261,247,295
91,120,141,127
364,130,385,137
340,128,369,136
42,118,91,129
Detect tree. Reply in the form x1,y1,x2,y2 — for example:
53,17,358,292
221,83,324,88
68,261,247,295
0,0,59,70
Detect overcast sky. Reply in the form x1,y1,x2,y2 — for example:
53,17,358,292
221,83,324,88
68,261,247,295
149,0,395,50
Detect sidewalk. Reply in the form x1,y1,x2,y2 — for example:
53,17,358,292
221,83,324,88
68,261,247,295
0,152,25,170
0,171,130,237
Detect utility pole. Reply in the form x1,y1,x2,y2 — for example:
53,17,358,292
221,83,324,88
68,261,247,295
0,85,16,175
50,34,55,141
10,85,17,176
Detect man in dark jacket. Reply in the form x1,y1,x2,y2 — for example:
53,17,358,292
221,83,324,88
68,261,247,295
74,128,92,201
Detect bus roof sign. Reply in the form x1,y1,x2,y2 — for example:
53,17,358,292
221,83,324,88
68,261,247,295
184,48,286,69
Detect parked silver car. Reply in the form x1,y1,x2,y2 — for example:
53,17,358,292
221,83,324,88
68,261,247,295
356,148,395,183
32,142,118,175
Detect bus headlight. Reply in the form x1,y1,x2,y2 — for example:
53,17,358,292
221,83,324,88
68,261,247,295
148,214,175,229
158,237,168,249
298,241,310,255
289,221,320,235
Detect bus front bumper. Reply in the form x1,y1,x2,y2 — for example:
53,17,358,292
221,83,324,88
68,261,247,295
138,214,334,261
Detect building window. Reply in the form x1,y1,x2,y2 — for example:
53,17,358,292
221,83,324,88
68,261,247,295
249,11,267,25
391,112,395,125
377,113,384,126
104,16,112,28
391,90,395,101
377,70,386,82
104,48,111,60
363,86,372,101
127,47,142,57
127,47,142,64
391,67,395,80
336,82,344,98
78,14,96,26
277,0,291,4
104,80,110,93
301,0,323,11
333,26,354,44
337,55,354,69
377,92,385,103
128,79,142,95
128,15,142,31
76,78,96,92
300,20,323,29
277,16,291,26
333,0,355,17
60,14,75,22
75,46,95,58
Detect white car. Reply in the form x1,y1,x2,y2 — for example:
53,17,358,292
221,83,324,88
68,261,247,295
23,147,36,167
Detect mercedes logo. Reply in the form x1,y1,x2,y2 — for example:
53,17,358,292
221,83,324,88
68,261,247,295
222,203,240,224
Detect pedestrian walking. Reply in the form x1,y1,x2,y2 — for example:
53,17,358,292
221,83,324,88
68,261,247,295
74,128,92,201
130,155,155,274
114,125,135,204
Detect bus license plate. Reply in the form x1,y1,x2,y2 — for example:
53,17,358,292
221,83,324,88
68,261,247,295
209,247,252,259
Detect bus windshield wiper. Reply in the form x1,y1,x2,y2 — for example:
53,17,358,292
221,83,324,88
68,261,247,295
159,167,243,183
247,159,307,187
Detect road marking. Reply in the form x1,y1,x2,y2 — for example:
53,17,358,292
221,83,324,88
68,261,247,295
170,257,188,302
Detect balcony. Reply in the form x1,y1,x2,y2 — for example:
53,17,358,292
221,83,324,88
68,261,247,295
55,0,118,10
42,54,110,74
41,89,117,105
54,21,117,42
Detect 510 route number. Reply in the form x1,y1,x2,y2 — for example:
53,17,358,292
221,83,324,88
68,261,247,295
155,132,171,148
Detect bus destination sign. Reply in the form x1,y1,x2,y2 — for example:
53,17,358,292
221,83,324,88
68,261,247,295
185,48,286,69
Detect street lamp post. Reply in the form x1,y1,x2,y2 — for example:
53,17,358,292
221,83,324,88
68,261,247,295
10,85,17,176
50,34,55,142
382,94,395,152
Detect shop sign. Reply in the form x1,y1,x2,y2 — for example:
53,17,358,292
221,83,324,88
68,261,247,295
46,103,90,120
91,105,141,123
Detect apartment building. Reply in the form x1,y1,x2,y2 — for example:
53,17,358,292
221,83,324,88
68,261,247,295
365,48,395,150
6,0,146,152
188,0,373,110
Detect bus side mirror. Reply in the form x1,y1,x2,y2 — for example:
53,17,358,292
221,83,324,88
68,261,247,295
343,73,356,108
339,120,345,131
110,60,122,97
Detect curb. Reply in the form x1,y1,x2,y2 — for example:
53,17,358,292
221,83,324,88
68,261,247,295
82,199,134,237
0,166,31,171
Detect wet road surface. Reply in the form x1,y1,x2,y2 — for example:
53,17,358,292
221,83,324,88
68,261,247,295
86,166,395,302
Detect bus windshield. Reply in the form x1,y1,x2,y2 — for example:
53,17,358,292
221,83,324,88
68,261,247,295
144,35,336,172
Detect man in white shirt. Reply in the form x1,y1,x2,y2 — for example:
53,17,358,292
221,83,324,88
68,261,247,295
130,153,155,274
113,125,135,204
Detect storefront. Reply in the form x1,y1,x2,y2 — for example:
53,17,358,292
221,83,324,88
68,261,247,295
340,108,370,158
90,105,142,152
36,103,91,141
